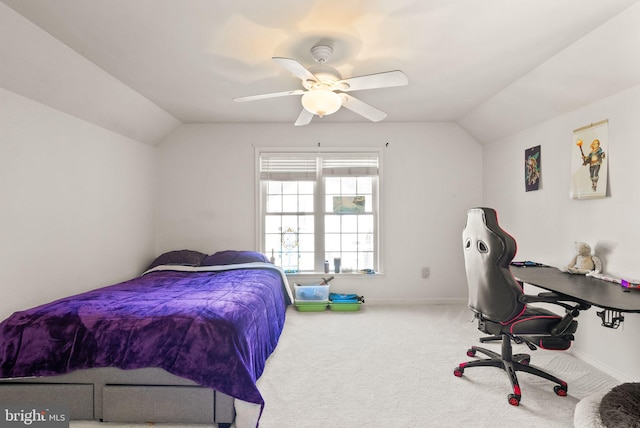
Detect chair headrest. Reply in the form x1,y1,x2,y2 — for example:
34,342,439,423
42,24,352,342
463,207,524,322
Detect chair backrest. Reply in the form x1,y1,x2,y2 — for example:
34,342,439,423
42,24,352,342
462,207,525,323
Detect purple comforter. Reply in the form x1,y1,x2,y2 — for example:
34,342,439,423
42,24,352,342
0,263,290,406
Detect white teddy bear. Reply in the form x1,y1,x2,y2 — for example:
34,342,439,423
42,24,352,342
566,242,602,275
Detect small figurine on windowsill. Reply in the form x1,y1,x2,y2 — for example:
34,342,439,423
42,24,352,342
563,242,602,275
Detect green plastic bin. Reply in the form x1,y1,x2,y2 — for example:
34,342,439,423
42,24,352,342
329,302,362,311
295,301,328,312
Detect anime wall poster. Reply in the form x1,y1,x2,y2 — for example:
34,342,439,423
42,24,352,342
525,145,541,191
570,120,608,199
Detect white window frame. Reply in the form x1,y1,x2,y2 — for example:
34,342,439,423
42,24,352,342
255,147,383,274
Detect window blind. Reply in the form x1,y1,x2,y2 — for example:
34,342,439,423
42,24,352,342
259,155,317,181
260,152,380,180
321,154,379,176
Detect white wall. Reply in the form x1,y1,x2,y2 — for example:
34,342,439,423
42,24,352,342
0,87,157,321
459,1,640,145
0,2,181,146
156,122,483,303
483,83,640,381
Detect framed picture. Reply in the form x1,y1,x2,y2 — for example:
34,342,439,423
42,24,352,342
570,120,608,199
333,196,365,214
525,145,541,192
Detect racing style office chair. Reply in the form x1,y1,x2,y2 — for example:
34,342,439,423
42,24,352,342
453,207,590,406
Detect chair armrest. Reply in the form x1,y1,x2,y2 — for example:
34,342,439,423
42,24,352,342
519,292,591,335
519,291,591,311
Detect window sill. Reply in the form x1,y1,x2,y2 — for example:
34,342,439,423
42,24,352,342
285,271,384,279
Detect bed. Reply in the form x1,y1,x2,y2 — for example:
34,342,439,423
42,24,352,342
0,250,293,428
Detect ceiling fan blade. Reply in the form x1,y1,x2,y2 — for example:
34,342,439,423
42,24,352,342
337,70,408,92
233,89,304,102
341,94,387,122
294,109,314,126
273,57,317,82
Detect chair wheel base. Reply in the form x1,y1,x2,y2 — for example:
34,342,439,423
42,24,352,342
454,336,570,406
554,385,568,397
508,394,520,406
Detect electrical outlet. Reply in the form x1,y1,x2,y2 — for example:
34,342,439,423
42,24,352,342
422,267,430,279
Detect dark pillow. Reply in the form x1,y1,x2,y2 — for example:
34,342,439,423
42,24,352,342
200,250,269,266
147,249,208,270
600,383,640,428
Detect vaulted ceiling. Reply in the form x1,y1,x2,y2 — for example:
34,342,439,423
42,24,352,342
1,0,639,145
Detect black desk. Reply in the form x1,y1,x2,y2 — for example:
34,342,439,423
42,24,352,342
512,266,640,313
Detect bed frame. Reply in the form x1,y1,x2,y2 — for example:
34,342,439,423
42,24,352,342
0,367,235,427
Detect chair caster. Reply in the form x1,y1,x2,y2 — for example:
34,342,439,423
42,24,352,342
554,385,568,397
508,394,520,406
453,367,464,377
466,348,476,357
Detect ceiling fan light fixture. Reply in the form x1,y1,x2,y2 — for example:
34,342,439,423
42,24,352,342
238,48,407,125
301,89,341,118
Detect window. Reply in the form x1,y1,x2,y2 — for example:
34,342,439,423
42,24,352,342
258,150,381,273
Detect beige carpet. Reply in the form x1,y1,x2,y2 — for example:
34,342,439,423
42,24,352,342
256,304,617,428
73,304,618,428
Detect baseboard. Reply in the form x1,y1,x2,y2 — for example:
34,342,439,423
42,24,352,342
570,348,633,383
362,298,467,306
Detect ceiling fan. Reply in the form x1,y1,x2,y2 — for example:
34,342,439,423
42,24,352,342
233,44,408,126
